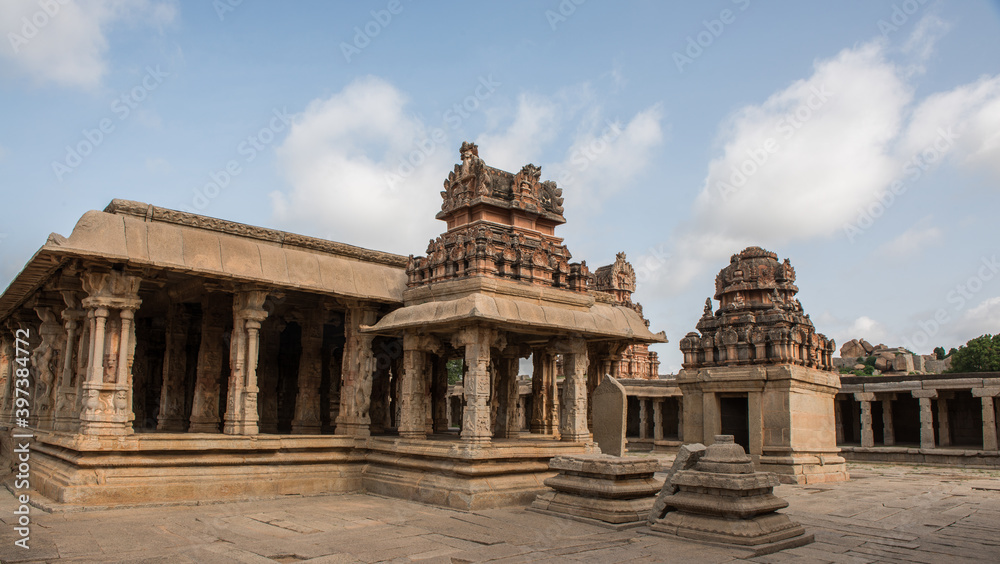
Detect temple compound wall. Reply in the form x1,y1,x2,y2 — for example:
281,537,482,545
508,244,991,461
0,143,666,510
678,247,847,484
836,372,1000,467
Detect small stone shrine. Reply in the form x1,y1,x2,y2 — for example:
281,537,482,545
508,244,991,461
677,247,848,484
648,435,813,554
529,454,663,529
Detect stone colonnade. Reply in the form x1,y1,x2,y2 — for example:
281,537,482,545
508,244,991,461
842,385,1000,452
397,328,594,444
0,268,393,439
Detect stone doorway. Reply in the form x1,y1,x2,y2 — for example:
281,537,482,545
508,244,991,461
720,394,749,452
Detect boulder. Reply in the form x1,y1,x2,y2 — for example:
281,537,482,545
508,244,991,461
860,339,874,354
840,339,865,359
892,354,915,373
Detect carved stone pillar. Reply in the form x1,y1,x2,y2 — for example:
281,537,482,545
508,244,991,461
54,291,85,432
335,306,378,437
0,336,12,422
495,353,520,439
79,270,142,436
972,389,1000,451
189,294,229,433
33,305,65,429
226,290,269,435
157,303,190,431
855,392,874,448
638,398,649,440
455,326,497,444
398,333,428,439
653,399,663,441
557,338,590,443
530,351,550,434
881,395,895,446
290,306,323,435
912,390,937,449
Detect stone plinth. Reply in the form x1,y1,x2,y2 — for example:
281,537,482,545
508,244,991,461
529,454,663,529
648,435,812,555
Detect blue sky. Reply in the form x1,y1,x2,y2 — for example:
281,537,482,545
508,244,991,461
2,0,999,373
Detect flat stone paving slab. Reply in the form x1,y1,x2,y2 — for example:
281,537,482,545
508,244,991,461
0,462,998,563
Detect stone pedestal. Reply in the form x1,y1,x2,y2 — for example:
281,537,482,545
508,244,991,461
529,454,663,529
648,435,813,555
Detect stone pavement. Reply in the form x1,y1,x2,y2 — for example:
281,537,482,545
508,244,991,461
0,462,998,563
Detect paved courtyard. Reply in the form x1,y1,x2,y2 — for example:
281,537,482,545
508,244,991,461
1,461,999,563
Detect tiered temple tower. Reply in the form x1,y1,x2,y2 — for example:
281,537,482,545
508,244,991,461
677,247,847,484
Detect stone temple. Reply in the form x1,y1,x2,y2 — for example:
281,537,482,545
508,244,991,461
678,247,848,484
0,142,668,509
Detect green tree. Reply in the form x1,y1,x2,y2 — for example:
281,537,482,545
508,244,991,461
948,334,1000,373
933,346,946,360
446,359,464,385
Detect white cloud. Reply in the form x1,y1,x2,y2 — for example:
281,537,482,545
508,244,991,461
650,16,1000,295
874,217,942,259
475,93,562,172
270,76,667,257
959,296,1000,338
270,76,448,255
845,316,888,343
0,0,176,90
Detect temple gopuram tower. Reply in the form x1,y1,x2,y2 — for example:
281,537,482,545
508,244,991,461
678,247,847,484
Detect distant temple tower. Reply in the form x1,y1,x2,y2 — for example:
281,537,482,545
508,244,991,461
592,253,660,379
678,247,847,484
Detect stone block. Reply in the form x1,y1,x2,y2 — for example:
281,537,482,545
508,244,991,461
648,442,706,524
592,375,627,457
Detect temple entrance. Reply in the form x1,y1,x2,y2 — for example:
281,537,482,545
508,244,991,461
720,394,749,452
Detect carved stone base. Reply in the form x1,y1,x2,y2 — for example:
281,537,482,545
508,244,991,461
529,455,662,528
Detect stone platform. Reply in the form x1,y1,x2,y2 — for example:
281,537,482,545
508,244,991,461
2,461,998,563
529,454,662,529
1,429,591,511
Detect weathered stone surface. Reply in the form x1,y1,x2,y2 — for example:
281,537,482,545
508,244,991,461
892,353,915,373
648,442,706,524
592,374,627,456
860,339,874,354
648,436,812,553
530,454,663,528
840,339,865,359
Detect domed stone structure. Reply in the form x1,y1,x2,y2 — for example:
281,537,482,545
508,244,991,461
677,247,848,484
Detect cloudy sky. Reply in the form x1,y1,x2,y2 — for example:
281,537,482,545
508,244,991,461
2,1,999,372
